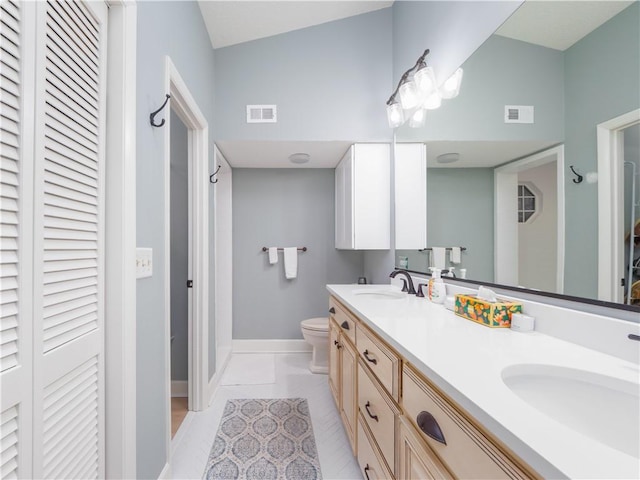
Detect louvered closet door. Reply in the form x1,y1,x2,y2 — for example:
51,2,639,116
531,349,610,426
1,1,34,478
31,1,108,478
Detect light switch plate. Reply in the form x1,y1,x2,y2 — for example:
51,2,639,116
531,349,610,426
136,248,153,279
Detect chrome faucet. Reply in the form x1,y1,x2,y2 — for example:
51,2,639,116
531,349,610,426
389,269,416,294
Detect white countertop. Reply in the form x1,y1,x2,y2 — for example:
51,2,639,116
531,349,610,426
327,284,640,480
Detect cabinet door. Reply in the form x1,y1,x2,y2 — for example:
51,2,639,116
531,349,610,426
353,144,390,250
335,149,354,249
340,338,357,454
395,143,427,249
328,320,340,407
398,417,452,480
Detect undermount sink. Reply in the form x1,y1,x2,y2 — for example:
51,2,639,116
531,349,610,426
502,364,640,458
352,288,405,300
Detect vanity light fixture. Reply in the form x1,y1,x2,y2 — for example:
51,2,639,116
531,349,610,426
386,49,464,128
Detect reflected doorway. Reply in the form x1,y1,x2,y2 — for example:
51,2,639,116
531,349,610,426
494,145,565,292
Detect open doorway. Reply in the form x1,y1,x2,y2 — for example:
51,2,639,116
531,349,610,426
170,109,190,436
494,145,565,292
597,109,640,303
162,57,210,459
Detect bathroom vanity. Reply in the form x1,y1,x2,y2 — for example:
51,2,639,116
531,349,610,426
327,284,640,480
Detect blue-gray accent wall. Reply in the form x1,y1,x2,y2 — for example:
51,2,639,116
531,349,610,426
136,2,216,478
563,2,640,298
398,168,495,281
213,9,393,142
232,169,364,339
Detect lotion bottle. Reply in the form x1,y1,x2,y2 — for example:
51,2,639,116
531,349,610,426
427,267,436,300
430,269,446,304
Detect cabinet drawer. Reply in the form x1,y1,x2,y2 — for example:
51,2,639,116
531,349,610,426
356,326,400,399
357,415,394,480
402,365,535,479
398,415,452,480
358,362,397,474
329,297,357,344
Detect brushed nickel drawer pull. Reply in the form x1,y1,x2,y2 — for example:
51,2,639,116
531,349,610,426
365,401,379,422
363,349,377,365
340,320,350,330
417,411,447,445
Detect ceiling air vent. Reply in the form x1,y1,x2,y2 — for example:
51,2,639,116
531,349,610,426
246,105,277,123
504,105,534,124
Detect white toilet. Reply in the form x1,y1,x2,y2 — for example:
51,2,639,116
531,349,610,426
301,317,329,374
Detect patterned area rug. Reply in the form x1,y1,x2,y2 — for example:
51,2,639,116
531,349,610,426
203,398,323,480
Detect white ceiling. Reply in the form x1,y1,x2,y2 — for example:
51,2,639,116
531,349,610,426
423,140,558,168
198,1,393,49
216,140,352,168
495,0,634,51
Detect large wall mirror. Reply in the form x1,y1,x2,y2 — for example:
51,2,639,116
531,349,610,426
395,1,640,307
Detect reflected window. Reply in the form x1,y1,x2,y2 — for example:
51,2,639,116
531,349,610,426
518,184,537,223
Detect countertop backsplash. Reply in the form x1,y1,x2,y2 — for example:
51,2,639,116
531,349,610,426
398,273,640,364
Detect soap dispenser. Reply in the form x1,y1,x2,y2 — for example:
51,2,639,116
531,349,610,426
430,268,446,304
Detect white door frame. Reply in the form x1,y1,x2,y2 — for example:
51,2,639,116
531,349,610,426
163,57,209,457
494,145,565,292
597,109,640,302
104,1,137,478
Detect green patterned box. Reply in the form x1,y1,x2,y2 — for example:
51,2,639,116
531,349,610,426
454,294,522,328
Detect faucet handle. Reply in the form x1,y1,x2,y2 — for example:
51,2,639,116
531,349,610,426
416,283,427,297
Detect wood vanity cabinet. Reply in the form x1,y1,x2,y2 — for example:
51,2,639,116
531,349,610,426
329,302,358,454
328,295,540,480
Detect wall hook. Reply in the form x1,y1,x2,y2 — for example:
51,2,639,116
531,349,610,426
569,165,583,184
210,165,221,184
150,94,171,127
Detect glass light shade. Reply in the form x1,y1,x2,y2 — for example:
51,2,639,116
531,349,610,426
423,91,442,110
440,68,464,99
386,102,404,128
414,65,437,95
399,80,420,109
409,108,426,128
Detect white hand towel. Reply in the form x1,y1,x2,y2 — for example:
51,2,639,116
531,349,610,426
432,247,446,269
284,247,298,279
450,247,461,264
268,247,278,265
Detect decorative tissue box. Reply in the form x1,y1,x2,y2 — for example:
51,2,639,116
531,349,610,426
454,294,522,328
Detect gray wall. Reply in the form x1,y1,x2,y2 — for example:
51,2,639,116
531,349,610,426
399,34,565,142
170,111,188,382
213,8,393,142
563,2,640,298
397,168,494,282
136,2,216,478
232,169,364,339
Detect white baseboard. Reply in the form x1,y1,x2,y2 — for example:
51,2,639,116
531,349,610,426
207,348,233,406
171,380,187,397
232,339,312,353
157,462,170,480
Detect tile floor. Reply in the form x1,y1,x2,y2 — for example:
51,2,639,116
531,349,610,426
170,352,362,479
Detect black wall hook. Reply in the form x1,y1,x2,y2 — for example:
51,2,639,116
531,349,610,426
150,94,171,127
569,165,583,184
210,165,221,184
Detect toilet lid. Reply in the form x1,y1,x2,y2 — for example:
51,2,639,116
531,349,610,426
301,317,328,332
